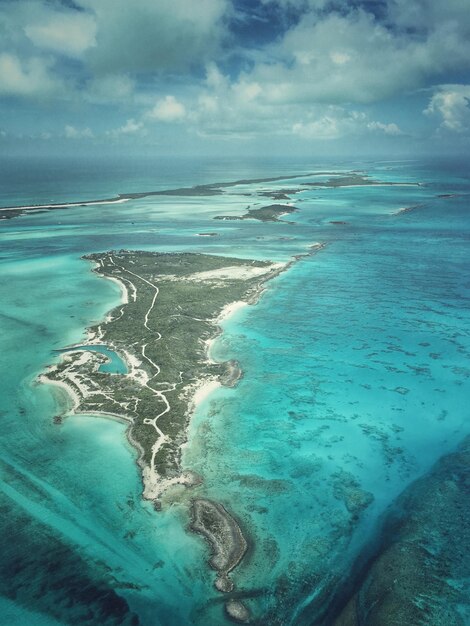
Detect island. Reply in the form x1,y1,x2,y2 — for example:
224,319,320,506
0,172,315,219
39,249,291,618
40,250,288,492
214,203,298,222
0,172,421,221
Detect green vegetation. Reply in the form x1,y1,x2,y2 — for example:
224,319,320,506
214,203,298,222
45,251,281,481
1,172,416,222
190,498,248,596
303,174,374,187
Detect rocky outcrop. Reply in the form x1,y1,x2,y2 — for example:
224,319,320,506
190,498,250,621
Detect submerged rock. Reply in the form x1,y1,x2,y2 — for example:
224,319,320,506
225,599,251,623
331,470,374,518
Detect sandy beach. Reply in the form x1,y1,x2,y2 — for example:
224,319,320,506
191,379,222,407
0,198,129,211
38,375,80,413
216,300,248,324
102,274,129,304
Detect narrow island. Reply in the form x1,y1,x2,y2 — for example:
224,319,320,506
0,172,421,221
39,249,292,619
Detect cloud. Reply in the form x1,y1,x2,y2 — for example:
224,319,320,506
24,10,96,58
292,108,403,140
258,0,331,10
77,0,228,74
107,118,145,137
190,65,278,137
147,96,186,122
0,0,469,150
366,121,403,136
64,125,94,139
190,65,404,141
0,0,229,103
425,85,470,132
236,6,470,106
0,53,62,97
388,0,470,35
86,74,135,103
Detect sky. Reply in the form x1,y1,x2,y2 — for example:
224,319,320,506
1,0,470,158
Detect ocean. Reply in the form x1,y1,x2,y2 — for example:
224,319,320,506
0,155,469,624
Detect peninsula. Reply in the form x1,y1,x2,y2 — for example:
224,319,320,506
41,250,286,495
39,249,290,617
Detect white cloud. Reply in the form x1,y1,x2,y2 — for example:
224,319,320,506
24,11,96,58
117,119,143,134
259,0,330,9
191,66,404,141
425,85,470,132
388,0,470,36
292,108,403,140
293,116,343,140
148,96,186,122
0,53,62,97
86,74,135,103
239,9,470,105
106,118,147,139
64,125,94,139
330,51,351,66
77,0,228,74
367,121,403,135
0,0,468,148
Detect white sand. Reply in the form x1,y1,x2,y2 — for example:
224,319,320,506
142,467,197,501
205,337,216,362
102,275,129,304
191,379,221,407
123,350,149,385
185,263,283,282
38,375,80,412
216,300,248,324
1,198,129,211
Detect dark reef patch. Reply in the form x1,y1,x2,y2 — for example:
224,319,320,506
303,436,470,626
0,489,139,625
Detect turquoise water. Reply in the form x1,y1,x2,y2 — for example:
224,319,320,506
58,345,128,374
1,156,469,624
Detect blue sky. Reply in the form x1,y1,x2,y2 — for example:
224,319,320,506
1,0,470,156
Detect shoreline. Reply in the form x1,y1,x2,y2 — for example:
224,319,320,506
0,197,130,211
38,252,290,488
39,293,252,449
0,171,320,214
39,249,320,466
36,247,326,623
38,375,81,413
0,172,422,223
216,300,248,325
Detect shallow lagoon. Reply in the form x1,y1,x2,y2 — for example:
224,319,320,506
58,344,128,374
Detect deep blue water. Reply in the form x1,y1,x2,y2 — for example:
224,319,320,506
0,156,469,624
